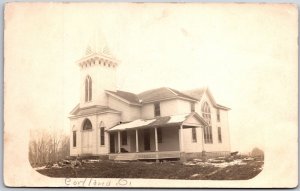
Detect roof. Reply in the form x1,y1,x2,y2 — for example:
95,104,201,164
216,104,231,110
105,87,230,110
106,90,141,105
108,113,206,132
85,29,113,57
184,88,230,110
183,88,206,100
169,88,201,101
70,105,120,116
138,87,198,103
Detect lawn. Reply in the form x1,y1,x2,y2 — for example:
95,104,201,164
36,159,263,180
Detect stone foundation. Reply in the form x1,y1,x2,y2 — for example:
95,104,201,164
181,151,230,161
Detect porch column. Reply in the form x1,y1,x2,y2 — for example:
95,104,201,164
179,125,184,152
118,131,121,153
154,127,158,152
135,129,139,152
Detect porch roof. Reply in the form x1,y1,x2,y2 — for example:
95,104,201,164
108,112,206,132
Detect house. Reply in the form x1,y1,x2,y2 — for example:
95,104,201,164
69,37,231,161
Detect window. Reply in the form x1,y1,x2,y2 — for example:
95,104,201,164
121,131,127,145
202,102,213,143
192,127,197,142
157,128,162,143
100,127,105,145
73,131,77,147
217,109,220,122
202,102,211,124
191,102,195,112
203,126,213,144
154,102,160,117
218,127,222,143
82,119,92,130
85,75,92,102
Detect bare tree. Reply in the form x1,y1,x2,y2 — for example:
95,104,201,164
29,128,70,167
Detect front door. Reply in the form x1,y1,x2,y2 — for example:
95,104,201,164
82,130,93,154
144,129,150,151
110,134,115,153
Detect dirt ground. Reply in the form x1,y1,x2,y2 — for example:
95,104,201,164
36,158,263,180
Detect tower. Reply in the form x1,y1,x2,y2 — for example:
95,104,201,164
77,31,119,107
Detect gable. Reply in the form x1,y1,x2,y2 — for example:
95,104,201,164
184,115,201,125
200,90,215,109
185,88,230,111
183,112,208,127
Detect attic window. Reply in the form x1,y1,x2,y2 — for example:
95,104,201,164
154,102,161,117
217,109,220,122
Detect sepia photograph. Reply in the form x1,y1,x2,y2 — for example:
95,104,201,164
3,2,298,188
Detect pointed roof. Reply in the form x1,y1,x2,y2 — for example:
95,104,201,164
77,29,119,67
84,29,113,57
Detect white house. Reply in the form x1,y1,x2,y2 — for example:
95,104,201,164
69,36,231,161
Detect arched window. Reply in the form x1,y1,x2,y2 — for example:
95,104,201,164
202,102,213,144
85,75,92,102
82,119,92,130
202,102,211,124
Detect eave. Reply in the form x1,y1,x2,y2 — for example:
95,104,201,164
105,91,142,106
141,96,198,104
69,110,121,119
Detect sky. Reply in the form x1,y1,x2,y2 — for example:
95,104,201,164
4,3,298,153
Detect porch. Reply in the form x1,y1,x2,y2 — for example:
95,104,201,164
108,125,181,155
107,113,208,160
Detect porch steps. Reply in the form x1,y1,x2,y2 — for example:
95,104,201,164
114,154,137,161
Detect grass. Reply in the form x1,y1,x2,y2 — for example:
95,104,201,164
36,159,263,180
